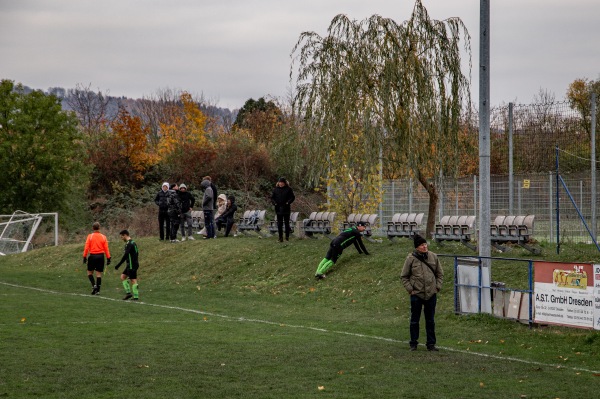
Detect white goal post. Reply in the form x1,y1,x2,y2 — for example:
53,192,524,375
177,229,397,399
0,211,58,256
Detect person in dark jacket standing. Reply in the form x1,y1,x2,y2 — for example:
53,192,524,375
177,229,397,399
216,195,238,237
178,183,195,241
114,229,140,300
201,179,215,239
400,234,443,352
314,221,370,279
154,182,170,241
167,183,182,242
270,177,295,242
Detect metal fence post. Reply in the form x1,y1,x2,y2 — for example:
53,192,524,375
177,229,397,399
509,102,514,215
591,92,597,240
549,171,553,243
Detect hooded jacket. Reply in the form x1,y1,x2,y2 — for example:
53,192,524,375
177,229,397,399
400,250,443,300
178,189,195,213
155,183,170,210
271,183,295,216
215,194,227,218
201,179,214,210
219,196,238,222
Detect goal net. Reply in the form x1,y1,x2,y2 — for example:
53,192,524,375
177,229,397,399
0,211,45,255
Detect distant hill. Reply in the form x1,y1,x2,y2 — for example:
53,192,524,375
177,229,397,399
21,84,238,129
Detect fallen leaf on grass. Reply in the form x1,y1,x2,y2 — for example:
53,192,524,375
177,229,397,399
479,382,484,388
137,365,149,368
318,386,325,391
20,318,26,323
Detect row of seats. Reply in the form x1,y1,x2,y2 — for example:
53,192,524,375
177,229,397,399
432,215,477,250
386,213,425,239
237,210,267,235
302,212,337,237
490,215,538,253
342,213,378,241
267,212,300,235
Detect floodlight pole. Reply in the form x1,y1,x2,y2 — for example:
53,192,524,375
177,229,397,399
478,0,491,262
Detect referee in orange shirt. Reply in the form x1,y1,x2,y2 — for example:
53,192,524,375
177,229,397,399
83,222,111,295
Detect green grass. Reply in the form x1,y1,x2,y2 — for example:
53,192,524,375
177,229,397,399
1,235,599,398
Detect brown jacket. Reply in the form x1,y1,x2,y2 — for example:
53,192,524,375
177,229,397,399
400,250,443,300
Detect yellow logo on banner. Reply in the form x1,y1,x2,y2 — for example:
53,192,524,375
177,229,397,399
523,179,530,189
553,269,587,289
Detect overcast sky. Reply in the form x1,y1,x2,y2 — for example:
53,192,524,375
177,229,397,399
1,0,599,110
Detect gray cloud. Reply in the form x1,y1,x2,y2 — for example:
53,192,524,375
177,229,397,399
1,0,599,109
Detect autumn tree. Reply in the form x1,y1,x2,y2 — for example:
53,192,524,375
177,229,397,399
567,78,600,142
291,0,471,235
233,97,284,143
134,87,183,148
158,91,209,159
110,108,157,182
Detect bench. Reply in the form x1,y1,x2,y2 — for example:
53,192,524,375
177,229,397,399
267,212,300,236
432,215,477,250
341,213,379,242
386,212,424,240
237,209,267,236
191,211,205,231
302,211,336,238
491,214,539,254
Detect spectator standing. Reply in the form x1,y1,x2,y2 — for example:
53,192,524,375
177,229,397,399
114,229,140,300
154,182,170,241
216,195,238,237
82,222,111,295
201,179,215,239
314,221,369,279
178,183,196,241
270,177,295,242
400,234,443,352
167,183,182,242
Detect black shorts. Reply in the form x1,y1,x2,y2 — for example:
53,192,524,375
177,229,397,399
87,254,105,272
122,268,138,280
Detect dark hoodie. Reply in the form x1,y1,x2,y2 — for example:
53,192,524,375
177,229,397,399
219,196,238,222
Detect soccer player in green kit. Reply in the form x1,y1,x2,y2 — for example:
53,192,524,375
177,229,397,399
314,221,370,279
114,230,140,300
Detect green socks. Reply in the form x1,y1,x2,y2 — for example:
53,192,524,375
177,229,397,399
316,259,334,275
316,258,328,275
122,280,139,299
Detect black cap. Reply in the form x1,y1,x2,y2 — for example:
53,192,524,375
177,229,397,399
413,234,427,248
356,221,367,227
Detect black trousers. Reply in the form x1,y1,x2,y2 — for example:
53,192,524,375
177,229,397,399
169,213,180,240
158,209,170,240
325,244,344,264
276,213,291,239
409,294,437,347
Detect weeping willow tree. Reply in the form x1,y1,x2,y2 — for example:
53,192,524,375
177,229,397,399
291,0,471,235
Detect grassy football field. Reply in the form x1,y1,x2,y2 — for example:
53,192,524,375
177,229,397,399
1,235,599,398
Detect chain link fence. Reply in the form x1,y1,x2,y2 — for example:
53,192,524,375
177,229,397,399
378,99,599,244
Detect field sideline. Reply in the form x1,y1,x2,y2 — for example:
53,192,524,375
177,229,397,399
1,236,599,398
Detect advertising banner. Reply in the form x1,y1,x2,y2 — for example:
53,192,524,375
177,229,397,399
594,264,600,330
534,262,594,328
